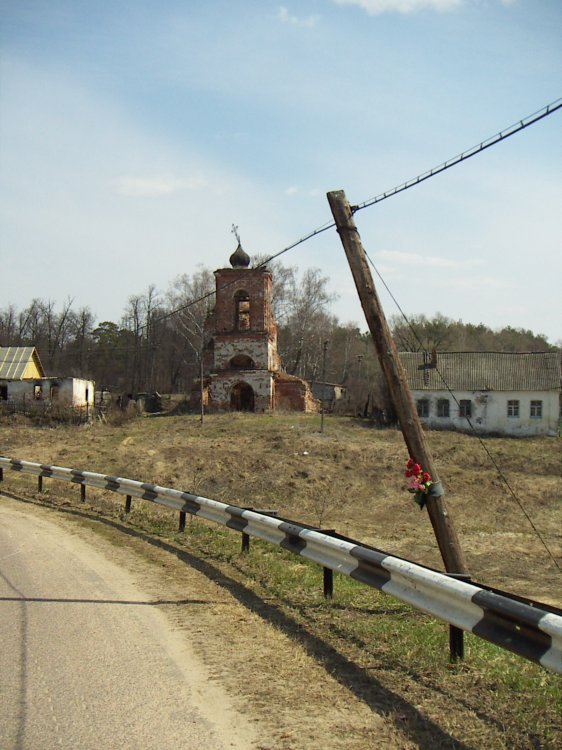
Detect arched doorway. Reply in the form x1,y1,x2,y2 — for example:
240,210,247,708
230,382,255,412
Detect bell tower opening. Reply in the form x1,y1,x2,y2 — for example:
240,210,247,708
234,289,251,330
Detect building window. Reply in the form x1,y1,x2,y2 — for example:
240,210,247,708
459,399,471,418
416,399,429,418
437,399,450,418
530,400,542,418
507,400,520,418
33,384,42,400
234,290,251,330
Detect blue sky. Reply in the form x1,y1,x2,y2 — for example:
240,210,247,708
1,0,561,343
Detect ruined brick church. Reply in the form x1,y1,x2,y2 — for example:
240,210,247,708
199,242,317,412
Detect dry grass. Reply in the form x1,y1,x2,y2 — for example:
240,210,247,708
2,411,559,603
1,411,561,748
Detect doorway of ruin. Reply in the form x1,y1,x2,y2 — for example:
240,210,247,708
230,382,255,412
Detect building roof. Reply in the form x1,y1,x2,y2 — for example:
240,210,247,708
229,242,251,268
0,346,46,380
398,351,560,392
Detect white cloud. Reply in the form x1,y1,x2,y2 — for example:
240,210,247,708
375,249,484,269
112,175,208,197
449,276,512,291
278,6,320,27
284,186,323,198
0,60,294,324
332,0,462,14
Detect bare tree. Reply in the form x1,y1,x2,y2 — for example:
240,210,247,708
0,305,17,345
165,267,215,394
277,267,338,380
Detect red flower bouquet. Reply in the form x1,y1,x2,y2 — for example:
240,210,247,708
404,458,432,508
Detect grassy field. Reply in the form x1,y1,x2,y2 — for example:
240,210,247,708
1,411,561,747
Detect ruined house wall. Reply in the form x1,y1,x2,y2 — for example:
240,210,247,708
4,378,94,407
275,376,319,413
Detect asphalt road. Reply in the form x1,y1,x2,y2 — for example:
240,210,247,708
0,501,252,750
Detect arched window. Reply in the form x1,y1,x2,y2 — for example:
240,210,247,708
229,354,255,369
234,290,250,330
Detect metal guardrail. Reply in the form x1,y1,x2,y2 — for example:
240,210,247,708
1,455,561,675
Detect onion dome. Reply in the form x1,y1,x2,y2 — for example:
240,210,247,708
229,242,251,268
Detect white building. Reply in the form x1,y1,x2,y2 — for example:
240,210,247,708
0,346,94,415
399,351,560,437
4,377,94,409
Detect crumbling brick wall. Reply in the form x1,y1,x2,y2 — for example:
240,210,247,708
274,374,319,413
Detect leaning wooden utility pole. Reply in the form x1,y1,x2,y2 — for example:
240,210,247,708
327,190,468,575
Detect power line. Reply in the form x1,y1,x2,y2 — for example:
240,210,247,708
134,219,336,334
143,97,561,330
351,98,562,214
7,98,556,339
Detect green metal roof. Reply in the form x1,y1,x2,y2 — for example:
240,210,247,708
398,351,561,392
0,347,45,380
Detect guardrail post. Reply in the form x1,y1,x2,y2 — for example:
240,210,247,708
323,567,334,599
447,573,471,662
80,484,86,502
241,507,255,553
125,495,132,514
450,624,464,662
240,509,278,554
179,511,186,532
316,529,336,599
38,475,43,493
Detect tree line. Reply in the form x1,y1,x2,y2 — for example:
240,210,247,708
0,261,557,413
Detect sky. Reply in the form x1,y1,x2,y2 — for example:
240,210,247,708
1,0,561,344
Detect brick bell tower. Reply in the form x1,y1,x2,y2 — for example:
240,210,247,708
204,240,281,412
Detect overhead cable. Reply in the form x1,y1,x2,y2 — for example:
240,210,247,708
150,97,561,329
351,98,562,213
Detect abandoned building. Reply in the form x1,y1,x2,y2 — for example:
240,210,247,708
310,382,347,412
399,350,560,437
0,346,95,415
196,243,318,412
